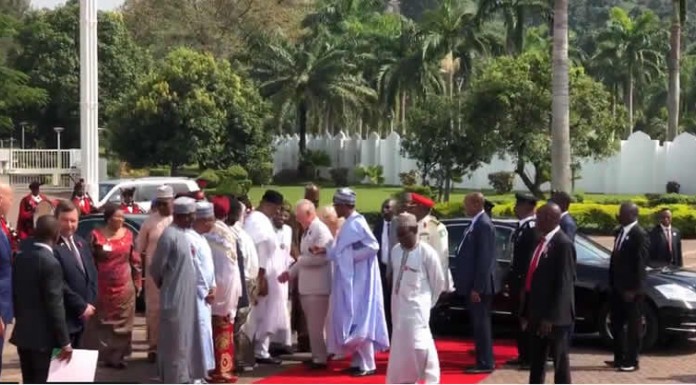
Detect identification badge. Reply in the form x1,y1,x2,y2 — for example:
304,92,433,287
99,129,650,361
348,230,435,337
102,244,113,252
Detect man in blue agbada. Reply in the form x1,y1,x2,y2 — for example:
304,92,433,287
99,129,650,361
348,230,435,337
310,188,389,377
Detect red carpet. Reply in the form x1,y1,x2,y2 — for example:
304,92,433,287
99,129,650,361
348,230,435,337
255,339,517,384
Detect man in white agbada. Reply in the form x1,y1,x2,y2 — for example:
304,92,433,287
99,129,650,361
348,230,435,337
270,205,294,349
386,212,445,384
241,190,289,365
188,201,217,380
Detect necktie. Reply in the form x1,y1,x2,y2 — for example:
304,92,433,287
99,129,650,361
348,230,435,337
524,238,546,292
69,237,85,271
614,228,625,251
666,228,672,254
394,249,411,295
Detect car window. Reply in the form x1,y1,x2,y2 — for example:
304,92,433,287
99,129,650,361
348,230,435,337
135,184,160,202
575,236,610,265
169,182,192,194
77,217,140,240
446,223,513,261
98,183,115,201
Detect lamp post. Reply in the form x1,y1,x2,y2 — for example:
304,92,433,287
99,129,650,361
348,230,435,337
80,0,99,199
54,127,65,150
19,121,27,149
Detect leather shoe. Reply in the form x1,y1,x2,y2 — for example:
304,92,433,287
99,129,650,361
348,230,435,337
303,361,327,370
464,366,494,374
351,369,376,377
256,357,282,365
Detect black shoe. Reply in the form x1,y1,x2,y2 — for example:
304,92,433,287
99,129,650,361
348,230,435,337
519,363,530,370
618,365,638,372
604,360,619,368
341,366,360,374
506,358,527,366
306,362,328,370
256,357,282,365
351,369,376,377
464,366,494,374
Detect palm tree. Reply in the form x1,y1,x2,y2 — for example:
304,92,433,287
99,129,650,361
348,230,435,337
667,0,686,140
476,0,550,55
253,35,377,155
550,0,571,193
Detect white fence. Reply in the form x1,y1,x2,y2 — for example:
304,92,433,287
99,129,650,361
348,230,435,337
272,131,696,195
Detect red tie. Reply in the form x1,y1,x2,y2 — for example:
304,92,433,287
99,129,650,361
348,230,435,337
525,239,546,292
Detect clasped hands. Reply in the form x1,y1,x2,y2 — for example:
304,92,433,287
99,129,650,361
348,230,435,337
519,317,553,337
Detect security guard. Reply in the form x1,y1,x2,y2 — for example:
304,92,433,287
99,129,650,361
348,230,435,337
407,193,455,293
506,192,539,369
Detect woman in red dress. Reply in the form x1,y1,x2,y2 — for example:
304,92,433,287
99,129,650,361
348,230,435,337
88,203,142,368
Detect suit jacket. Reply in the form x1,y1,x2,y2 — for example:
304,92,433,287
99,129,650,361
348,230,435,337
373,218,397,280
609,224,649,293
289,218,334,295
648,225,683,267
508,217,539,295
10,240,70,350
53,234,98,334
560,213,577,243
0,227,13,324
525,230,576,326
454,212,498,296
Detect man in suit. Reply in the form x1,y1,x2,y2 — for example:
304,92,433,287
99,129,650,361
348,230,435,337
607,201,648,372
506,193,539,370
0,183,14,376
11,215,73,383
53,199,98,347
649,208,683,267
454,192,498,374
373,198,396,335
550,191,577,243
522,203,575,384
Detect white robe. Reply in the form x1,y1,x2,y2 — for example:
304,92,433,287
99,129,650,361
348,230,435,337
241,212,291,342
271,225,294,346
386,242,445,384
186,230,217,374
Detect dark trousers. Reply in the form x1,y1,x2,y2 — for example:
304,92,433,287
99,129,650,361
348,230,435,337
70,331,83,349
610,292,642,367
512,295,529,363
529,325,571,384
18,348,52,383
379,261,392,337
469,294,494,369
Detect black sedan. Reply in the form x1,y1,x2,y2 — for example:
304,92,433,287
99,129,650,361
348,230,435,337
433,218,696,350
77,213,149,312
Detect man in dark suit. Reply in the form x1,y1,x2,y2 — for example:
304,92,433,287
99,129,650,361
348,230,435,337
11,215,73,383
374,198,396,336
607,201,648,372
506,193,539,369
648,208,683,267
0,183,14,376
454,192,498,374
550,191,577,243
521,203,575,384
53,199,98,347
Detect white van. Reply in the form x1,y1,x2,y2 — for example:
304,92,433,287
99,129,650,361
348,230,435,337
97,177,200,212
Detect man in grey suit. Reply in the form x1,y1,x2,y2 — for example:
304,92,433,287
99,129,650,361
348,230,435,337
278,199,334,369
454,192,498,374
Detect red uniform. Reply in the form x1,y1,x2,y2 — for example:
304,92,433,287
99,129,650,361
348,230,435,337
17,193,49,239
73,195,95,216
119,202,144,214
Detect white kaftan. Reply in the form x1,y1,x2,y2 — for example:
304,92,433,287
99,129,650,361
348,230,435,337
271,225,293,346
386,242,445,384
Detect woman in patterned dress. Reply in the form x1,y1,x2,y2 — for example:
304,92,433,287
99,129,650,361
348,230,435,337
89,203,142,368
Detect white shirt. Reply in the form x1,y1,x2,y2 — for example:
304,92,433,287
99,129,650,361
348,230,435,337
561,211,569,218
519,215,535,228
243,211,277,271
231,223,259,280
35,242,52,252
617,221,638,249
381,220,391,264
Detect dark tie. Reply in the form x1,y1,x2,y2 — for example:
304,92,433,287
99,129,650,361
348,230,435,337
68,237,84,272
614,228,624,252
236,241,249,309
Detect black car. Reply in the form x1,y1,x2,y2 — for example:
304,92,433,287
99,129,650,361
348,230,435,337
77,213,149,312
433,217,696,350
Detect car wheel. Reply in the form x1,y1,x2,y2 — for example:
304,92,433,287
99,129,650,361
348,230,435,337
598,301,659,351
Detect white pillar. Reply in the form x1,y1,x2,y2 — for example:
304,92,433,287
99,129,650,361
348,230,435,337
80,0,99,199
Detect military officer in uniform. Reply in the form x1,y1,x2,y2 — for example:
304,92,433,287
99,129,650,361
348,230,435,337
506,193,539,369
407,193,455,293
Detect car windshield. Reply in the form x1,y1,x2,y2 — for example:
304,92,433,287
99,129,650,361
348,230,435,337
98,183,115,201
575,235,611,265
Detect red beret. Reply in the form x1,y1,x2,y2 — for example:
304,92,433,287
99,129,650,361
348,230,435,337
411,193,434,208
211,195,230,219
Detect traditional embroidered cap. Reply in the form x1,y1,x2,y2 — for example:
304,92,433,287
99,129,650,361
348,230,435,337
515,192,538,206
156,185,174,200
395,212,418,228
210,195,230,219
333,187,356,206
261,190,284,205
411,193,434,208
195,201,214,218
173,197,196,214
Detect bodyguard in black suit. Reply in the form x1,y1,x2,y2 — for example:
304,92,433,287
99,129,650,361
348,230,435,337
454,192,498,374
373,198,396,336
550,191,577,243
522,203,575,384
607,202,648,372
648,208,683,267
506,193,539,369
53,200,98,347
11,216,73,383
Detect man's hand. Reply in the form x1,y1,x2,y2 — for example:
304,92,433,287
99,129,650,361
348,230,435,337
277,271,290,283
470,290,481,303
257,276,269,297
520,317,528,331
538,320,552,337
0,318,4,337
57,344,73,362
81,304,96,320
205,287,216,304
623,291,636,302
309,245,326,255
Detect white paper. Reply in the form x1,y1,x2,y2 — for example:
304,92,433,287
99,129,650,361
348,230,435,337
47,349,99,383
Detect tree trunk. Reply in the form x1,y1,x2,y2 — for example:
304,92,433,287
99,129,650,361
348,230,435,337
401,91,407,132
667,0,681,140
627,73,634,134
298,101,308,155
550,0,572,193
514,5,525,55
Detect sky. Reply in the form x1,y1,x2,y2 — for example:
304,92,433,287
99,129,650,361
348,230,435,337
32,0,124,10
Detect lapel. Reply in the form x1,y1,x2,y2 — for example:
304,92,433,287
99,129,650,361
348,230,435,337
59,237,87,278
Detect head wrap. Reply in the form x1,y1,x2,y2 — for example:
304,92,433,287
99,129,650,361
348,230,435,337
262,190,284,205
195,201,214,218
156,185,174,200
333,188,356,206
411,193,434,208
395,212,418,228
173,197,196,215
211,195,230,219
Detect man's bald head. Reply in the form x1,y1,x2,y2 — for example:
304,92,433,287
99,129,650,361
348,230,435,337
295,199,317,228
304,183,320,208
0,183,13,217
536,202,562,234
619,201,639,226
464,192,485,217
